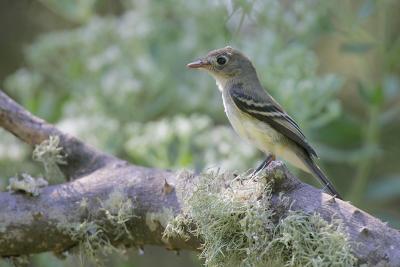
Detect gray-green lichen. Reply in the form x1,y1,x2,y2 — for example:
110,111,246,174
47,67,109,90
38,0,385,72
269,211,356,267
57,188,136,265
146,207,175,232
60,220,116,266
4,136,66,197
32,135,66,181
163,213,191,241
164,170,357,267
99,188,136,239
7,173,48,196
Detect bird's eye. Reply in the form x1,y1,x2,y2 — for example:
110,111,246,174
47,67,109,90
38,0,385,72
216,56,228,65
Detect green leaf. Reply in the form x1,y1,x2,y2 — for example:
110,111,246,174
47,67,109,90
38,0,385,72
370,86,384,105
358,83,384,105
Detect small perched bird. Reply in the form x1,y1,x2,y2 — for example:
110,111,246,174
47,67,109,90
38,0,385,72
187,46,342,199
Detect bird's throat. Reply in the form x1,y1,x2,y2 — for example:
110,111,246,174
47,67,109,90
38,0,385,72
215,76,240,92
216,79,225,92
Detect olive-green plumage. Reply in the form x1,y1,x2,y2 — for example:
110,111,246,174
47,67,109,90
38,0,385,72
187,46,341,199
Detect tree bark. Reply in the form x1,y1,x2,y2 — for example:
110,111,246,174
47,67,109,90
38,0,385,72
0,90,399,266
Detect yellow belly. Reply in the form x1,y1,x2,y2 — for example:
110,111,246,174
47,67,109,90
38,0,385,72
222,92,309,172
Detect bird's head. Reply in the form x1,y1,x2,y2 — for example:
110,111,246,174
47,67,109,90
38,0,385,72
187,46,255,87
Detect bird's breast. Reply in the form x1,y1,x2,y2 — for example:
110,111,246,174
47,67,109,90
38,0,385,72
221,89,309,172
221,90,281,154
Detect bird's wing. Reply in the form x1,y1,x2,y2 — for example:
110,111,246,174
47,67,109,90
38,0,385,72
229,83,317,158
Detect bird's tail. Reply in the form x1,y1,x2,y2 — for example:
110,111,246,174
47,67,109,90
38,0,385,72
303,157,342,200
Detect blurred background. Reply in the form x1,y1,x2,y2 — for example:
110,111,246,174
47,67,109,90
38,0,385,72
0,0,399,266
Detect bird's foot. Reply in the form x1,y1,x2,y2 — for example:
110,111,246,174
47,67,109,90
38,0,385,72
251,154,275,177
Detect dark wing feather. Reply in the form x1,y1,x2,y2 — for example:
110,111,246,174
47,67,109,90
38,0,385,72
230,84,317,158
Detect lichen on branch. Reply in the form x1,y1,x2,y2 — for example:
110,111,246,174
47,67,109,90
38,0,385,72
0,90,398,265
57,187,136,266
7,173,48,196
32,135,67,182
164,170,356,267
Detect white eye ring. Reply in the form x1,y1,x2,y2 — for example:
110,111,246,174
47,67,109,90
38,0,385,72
216,55,228,65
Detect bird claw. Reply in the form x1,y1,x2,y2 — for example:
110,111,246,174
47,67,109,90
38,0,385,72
251,154,275,177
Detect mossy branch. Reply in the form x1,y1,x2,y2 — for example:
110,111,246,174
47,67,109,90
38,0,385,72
0,89,399,266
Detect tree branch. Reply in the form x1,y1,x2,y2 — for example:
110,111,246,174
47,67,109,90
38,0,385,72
0,90,112,179
0,90,399,266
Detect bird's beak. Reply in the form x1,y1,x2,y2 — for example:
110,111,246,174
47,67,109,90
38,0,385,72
186,58,210,69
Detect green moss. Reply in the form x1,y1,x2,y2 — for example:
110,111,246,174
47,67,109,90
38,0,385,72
164,170,356,267
32,135,66,182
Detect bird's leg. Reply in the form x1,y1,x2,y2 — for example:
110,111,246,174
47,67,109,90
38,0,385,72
252,154,276,175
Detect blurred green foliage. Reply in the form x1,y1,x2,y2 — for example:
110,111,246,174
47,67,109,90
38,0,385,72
3,0,341,170
0,0,399,266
